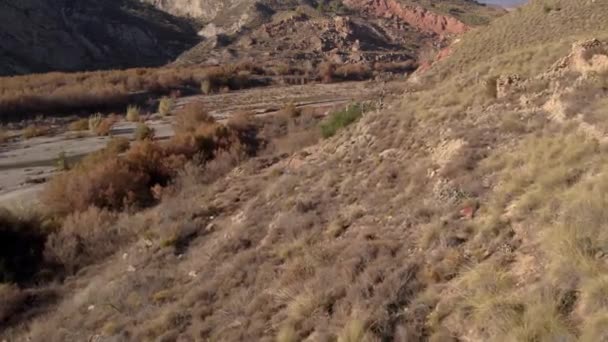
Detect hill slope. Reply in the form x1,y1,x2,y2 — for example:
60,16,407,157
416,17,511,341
9,0,608,341
0,0,198,76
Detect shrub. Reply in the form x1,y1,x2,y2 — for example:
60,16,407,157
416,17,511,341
280,103,301,118
42,140,181,214
320,103,366,138
0,127,8,143
88,113,103,132
158,97,173,117
68,118,89,131
56,151,69,171
22,124,51,139
334,63,372,81
126,105,141,122
106,137,130,154
174,103,215,134
318,62,335,83
44,207,121,274
94,116,116,136
134,123,155,141
201,78,213,95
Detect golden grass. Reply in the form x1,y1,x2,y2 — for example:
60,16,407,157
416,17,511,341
68,119,89,131
126,105,141,122
430,0,608,80
158,97,174,117
22,124,51,139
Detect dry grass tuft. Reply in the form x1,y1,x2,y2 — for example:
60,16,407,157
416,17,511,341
22,124,51,139
126,105,142,122
158,97,174,117
134,123,155,141
68,119,89,132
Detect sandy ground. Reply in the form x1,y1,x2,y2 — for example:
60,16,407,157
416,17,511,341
0,81,389,206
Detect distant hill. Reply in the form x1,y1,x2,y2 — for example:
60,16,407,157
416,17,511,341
0,0,198,76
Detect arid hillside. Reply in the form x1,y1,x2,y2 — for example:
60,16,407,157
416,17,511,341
0,0,198,75
6,0,608,341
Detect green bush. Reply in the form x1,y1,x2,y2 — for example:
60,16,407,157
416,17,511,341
320,103,366,138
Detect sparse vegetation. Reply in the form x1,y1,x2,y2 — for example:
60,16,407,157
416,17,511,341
134,123,155,141
7,1,608,341
158,97,174,117
126,105,141,122
320,103,366,138
68,119,89,131
22,124,51,139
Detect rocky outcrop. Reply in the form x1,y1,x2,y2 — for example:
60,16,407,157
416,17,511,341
552,39,608,75
141,0,237,20
0,0,198,76
343,0,469,36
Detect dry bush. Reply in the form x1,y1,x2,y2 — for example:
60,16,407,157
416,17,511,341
319,61,335,83
126,105,141,122
334,63,372,81
43,140,186,215
22,124,51,139
68,119,89,131
0,65,263,121
134,123,155,141
43,110,253,216
158,97,174,117
106,137,130,154
44,207,121,274
374,60,417,74
0,127,8,143
95,116,116,136
174,103,215,134
88,113,103,132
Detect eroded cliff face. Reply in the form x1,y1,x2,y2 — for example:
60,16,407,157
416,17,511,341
0,0,197,76
343,0,469,36
142,0,227,20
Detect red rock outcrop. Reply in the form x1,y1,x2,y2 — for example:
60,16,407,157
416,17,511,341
344,0,469,36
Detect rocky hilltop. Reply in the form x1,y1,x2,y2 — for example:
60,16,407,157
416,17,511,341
0,0,198,75
169,0,503,71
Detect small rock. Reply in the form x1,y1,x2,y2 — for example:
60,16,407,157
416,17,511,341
188,271,197,278
127,265,136,272
87,305,95,311
122,253,128,260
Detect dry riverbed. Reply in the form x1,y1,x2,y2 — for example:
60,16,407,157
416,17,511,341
0,80,393,206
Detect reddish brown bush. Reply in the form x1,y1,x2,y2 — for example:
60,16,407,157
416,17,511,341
318,61,335,83
174,102,215,134
44,207,121,274
334,63,372,80
43,114,254,215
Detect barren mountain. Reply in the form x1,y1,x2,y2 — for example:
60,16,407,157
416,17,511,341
0,0,198,76
171,0,504,70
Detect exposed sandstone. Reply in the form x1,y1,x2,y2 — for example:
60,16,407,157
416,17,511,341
343,0,469,36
